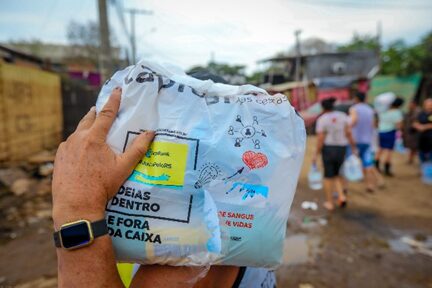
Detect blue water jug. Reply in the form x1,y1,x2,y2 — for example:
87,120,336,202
395,138,406,154
421,162,432,185
308,164,323,190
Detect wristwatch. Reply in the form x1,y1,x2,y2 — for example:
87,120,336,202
53,219,108,250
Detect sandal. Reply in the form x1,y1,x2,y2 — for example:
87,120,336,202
337,196,347,208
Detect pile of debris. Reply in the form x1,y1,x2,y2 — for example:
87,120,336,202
0,150,56,242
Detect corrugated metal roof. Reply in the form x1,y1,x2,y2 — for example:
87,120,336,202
267,81,310,92
259,50,379,81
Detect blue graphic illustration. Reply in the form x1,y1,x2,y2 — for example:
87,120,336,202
227,182,269,200
129,170,171,183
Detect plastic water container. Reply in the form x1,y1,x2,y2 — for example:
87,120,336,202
421,162,432,185
395,138,406,154
395,131,406,154
308,164,323,190
343,155,364,182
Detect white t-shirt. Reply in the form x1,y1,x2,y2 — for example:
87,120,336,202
378,109,403,133
316,111,349,146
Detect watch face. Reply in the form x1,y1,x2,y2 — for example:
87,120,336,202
60,221,92,249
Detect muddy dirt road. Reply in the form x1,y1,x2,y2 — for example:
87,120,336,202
0,137,431,287
277,137,432,288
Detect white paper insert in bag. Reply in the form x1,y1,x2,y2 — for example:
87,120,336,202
96,60,306,268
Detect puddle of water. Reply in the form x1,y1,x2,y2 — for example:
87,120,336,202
282,233,320,266
388,239,413,253
388,235,432,257
301,216,328,229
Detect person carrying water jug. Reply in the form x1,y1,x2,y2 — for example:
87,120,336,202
348,92,384,192
312,97,357,211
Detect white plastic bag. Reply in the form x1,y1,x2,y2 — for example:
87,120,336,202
308,164,323,190
342,155,364,182
374,92,395,113
96,60,306,268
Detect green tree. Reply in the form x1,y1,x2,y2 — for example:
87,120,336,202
187,62,246,84
246,71,264,85
66,20,123,68
380,40,407,75
7,39,45,56
381,31,432,76
187,65,207,74
339,31,432,76
416,31,432,75
66,21,101,65
188,63,246,76
207,62,246,77
338,33,380,52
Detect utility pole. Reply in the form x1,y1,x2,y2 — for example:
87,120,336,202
125,8,153,63
376,20,382,53
97,0,113,81
294,29,304,110
294,29,302,83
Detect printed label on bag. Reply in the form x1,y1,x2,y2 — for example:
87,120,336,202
129,141,188,188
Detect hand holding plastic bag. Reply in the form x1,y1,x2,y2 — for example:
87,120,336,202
343,154,364,182
96,60,306,268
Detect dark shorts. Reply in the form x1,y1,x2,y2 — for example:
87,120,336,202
418,135,432,153
322,145,346,178
379,130,396,150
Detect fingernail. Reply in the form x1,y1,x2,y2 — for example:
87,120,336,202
90,106,96,112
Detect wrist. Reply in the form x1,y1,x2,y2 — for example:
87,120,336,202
51,183,111,229
52,201,106,230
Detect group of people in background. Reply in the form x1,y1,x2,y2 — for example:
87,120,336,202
404,98,432,164
313,92,432,211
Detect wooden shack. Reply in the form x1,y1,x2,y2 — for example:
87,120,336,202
0,60,62,162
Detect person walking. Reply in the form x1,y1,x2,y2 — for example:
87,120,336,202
349,92,379,191
376,97,404,176
312,98,356,211
403,100,421,164
413,98,432,163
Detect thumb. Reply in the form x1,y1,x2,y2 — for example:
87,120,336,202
119,131,155,172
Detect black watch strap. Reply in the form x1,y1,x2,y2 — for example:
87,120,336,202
53,219,108,248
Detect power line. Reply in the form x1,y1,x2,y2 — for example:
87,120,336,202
112,0,129,39
111,1,154,63
125,8,153,63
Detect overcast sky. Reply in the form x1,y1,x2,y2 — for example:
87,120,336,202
1,0,431,72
